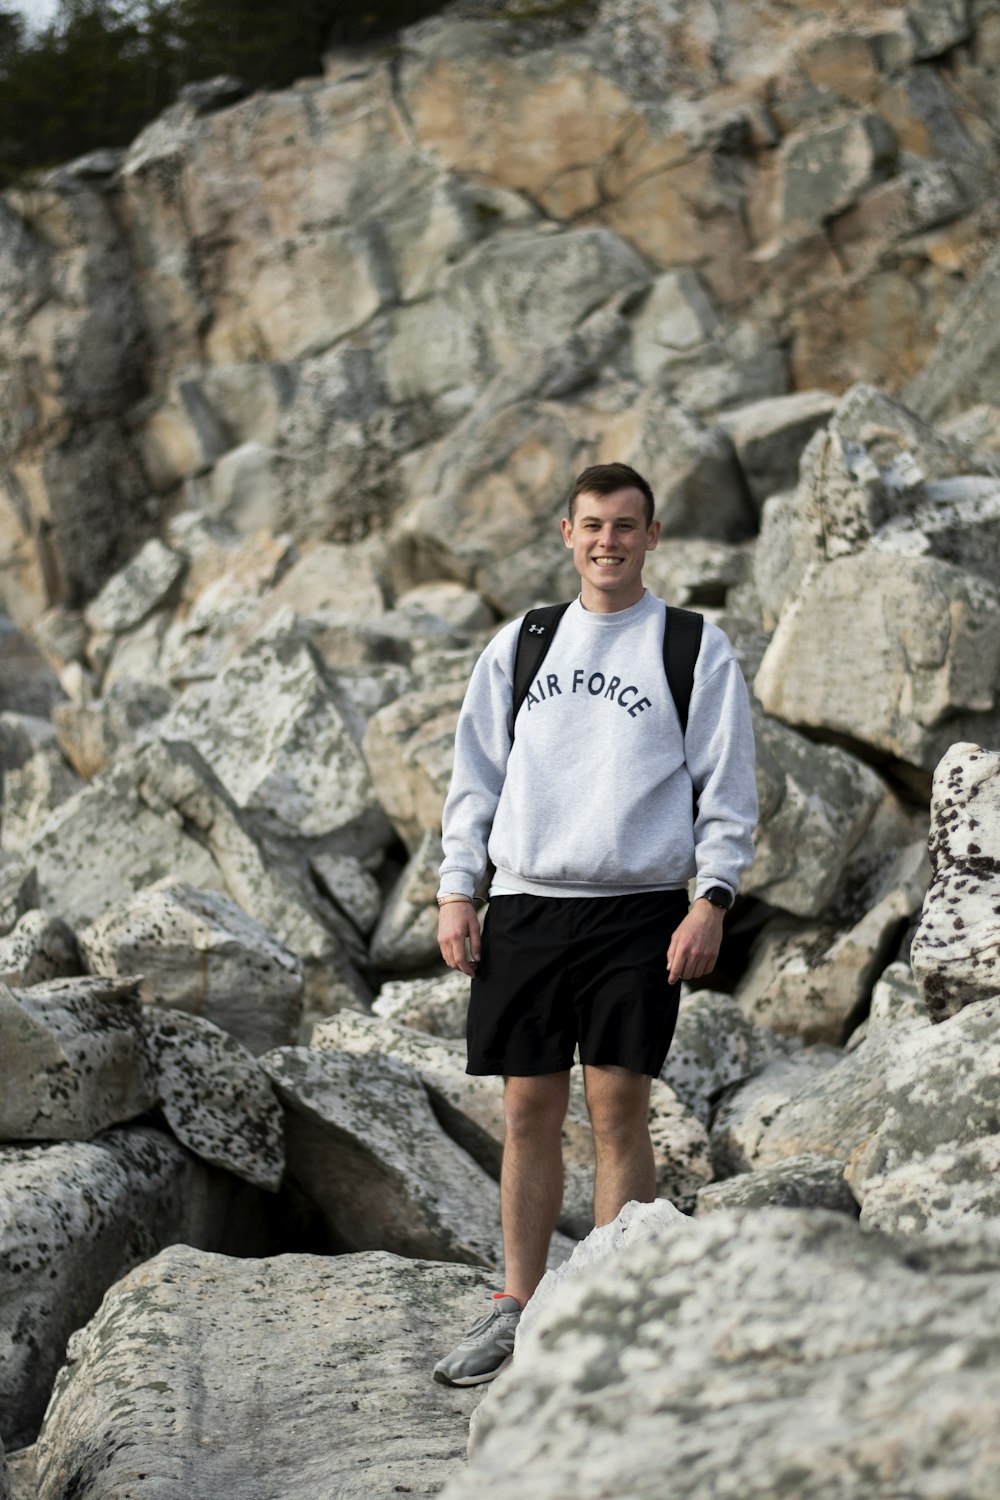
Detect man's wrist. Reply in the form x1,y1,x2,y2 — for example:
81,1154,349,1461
437,893,474,907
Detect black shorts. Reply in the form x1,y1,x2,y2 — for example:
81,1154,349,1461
466,890,689,1078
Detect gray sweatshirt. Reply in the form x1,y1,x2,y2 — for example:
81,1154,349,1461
438,590,757,902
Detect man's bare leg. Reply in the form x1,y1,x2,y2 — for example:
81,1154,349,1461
500,1071,571,1306
583,1064,655,1226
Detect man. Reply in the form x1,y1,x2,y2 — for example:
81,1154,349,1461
432,462,757,1386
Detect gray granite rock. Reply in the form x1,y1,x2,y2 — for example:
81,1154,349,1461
311,853,383,937
1,747,83,856
372,969,470,1038
0,620,64,721
82,538,186,637
858,1134,1000,1244
910,742,1000,1021
718,389,837,508
368,831,442,970
0,1127,239,1448
905,243,1000,425
79,879,303,1054
781,115,896,233
0,976,154,1142
52,677,173,780
142,1008,285,1191
660,988,796,1126
695,1153,858,1217
448,1209,1000,1499
0,1435,7,1500
260,1044,504,1266
3,1445,31,1500
35,1246,494,1500
0,910,79,987
0,864,39,937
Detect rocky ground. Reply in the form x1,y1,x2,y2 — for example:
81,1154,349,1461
2,0,1000,1496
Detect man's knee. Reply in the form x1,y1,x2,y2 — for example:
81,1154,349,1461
503,1073,569,1143
584,1065,652,1145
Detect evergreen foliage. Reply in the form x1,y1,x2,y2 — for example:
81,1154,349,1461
0,0,447,184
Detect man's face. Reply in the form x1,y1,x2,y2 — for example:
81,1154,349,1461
560,487,660,612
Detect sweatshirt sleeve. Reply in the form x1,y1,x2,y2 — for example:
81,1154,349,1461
437,624,519,900
683,646,758,904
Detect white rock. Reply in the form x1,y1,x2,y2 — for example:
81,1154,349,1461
911,742,1000,1021
371,970,469,1038
0,977,154,1142
369,831,442,969
718,389,837,508
1,747,82,856
82,538,186,636
142,1008,284,1191
0,1127,240,1449
79,879,302,1054
660,988,796,1126
859,1135,1000,1243
35,1245,495,1500
0,864,39,936
695,1153,857,1217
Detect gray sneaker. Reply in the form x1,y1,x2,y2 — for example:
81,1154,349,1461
433,1295,521,1386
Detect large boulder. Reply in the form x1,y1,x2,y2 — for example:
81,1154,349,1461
910,742,1000,1021
448,1209,1000,1500
368,832,443,970
695,1153,858,1217
79,879,303,1054
717,389,837,508
371,969,470,1039
34,1246,494,1500
904,243,1000,424
260,1044,505,1267
0,977,154,1142
0,910,79,987
362,677,468,852
0,1127,245,1448
659,989,796,1127
142,1008,285,1191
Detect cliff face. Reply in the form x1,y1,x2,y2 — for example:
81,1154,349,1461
1,0,998,621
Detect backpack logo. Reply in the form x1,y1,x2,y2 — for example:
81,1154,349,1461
527,623,546,635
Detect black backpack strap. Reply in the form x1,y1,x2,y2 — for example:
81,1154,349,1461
663,605,703,736
511,602,572,737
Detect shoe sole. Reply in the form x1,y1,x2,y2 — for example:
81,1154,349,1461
432,1355,513,1387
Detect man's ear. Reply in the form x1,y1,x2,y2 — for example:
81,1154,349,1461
646,521,661,550
560,516,574,548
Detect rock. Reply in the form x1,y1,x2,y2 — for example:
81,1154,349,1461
660,989,797,1127
864,960,928,1039
1,747,83,855
710,1038,889,1177
79,879,303,1054
313,1011,711,1235
907,0,973,58
310,853,383,937
754,552,1000,773
0,1436,7,1500
695,1153,858,1216
394,581,494,634
629,269,720,383
4,1446,31,1500
910,742,1000,1021
780,114,897,234
858,1134,1000,1243
640,538,752,609
0,619,64,719
745,709,889,918
52,678,173,780
368,831,442,970
0,910,80,987
0,1126,245,1448
363,678,468,852
35,1245,494,1500
82,538,186,638
0,713,60,775
717,390,837,508
867,476,1000,590
260,1044,504,1266
371,970,470,1038
905,244,1000,425
142,1008,284,1191
596,390,756,540
0,864,39,937
0,976,154,1142
158,614,391,855
736,841,930,1044
448,1209,1000,1500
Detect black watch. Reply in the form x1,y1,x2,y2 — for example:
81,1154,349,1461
701,886,732,911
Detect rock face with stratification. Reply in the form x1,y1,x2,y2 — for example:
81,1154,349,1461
910,742,1000,1021
34,1246,493,1500
448,1209,1000,1500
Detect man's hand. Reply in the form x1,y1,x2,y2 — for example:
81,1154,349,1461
666,899,726,985
438,900,482,977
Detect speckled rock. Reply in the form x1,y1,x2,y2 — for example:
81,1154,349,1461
371,969,469,1038
4,1445,32,1500
82,538,186,638
447,1209,1000,1500
0,910,79,987
52,678,172,780
660,989,795,1127
910,743,1000,1021
736,841,929,1044
313,1011,712,1234
260,1044,504,1266
0,1434,8,1500
695,1153,858,1217
858,1135,1000,1244
310,853,383,937
79,879,302,1054
158,614,391,856
368,831,443,970
0,747,83,856
0,976,154,1142
362,677,468,852
142,1008,284,1191
0,621,64,720
717,389,837,508
745,707,888,918
0,864,39,937
35,1246,494,1500
0,1127,238,1448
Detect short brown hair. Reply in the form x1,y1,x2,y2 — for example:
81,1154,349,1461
567,463,655,527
